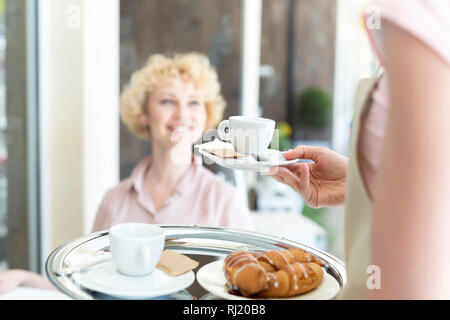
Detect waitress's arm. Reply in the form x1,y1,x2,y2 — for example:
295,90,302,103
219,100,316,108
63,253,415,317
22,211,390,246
370,21,450,299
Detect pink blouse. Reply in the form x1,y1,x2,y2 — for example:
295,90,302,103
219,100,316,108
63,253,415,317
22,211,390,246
92,156,254,232
359,0,450,199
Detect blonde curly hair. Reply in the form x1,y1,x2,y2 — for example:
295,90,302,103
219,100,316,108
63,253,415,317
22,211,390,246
120,52,226,140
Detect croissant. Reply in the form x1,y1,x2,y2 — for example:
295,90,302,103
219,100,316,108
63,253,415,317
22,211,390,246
223,248,325,298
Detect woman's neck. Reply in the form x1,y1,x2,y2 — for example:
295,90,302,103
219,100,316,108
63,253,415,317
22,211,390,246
145,142,193,191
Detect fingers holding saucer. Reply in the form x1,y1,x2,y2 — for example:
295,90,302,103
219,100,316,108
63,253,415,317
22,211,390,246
269,167,301,193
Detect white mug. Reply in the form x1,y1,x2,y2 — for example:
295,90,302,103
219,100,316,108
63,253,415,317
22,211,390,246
109,223,165,277
217,116,276,155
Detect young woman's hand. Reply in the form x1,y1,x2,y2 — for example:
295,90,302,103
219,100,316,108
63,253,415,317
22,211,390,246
269,146,348,208
0,269,55,295
0,270,28,294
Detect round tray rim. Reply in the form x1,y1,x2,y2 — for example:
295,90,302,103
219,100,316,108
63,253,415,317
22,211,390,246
46,224,347,300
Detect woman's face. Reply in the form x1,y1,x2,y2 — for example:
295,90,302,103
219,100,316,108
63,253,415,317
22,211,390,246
146,78,207,149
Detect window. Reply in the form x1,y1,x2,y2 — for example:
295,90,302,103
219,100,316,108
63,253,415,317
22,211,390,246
1,0,40,272
0,0,6,270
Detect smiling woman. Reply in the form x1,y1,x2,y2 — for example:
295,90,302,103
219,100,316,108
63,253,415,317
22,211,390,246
92,53,254,232
120,53,225,141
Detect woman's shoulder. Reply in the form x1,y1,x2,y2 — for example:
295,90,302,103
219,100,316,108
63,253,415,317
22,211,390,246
368,0,450,65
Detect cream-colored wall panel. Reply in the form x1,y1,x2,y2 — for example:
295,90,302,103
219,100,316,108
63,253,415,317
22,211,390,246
38,0,119,265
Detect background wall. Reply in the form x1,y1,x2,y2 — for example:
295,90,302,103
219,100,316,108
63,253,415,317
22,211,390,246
42,0,85,253
38,0,119,262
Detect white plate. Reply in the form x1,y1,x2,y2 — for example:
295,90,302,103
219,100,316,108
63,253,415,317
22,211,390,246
197,148,301,172
73,260,195,299
196,260,340,300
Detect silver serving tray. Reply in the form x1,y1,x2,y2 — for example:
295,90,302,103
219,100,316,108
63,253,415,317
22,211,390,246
46,225,347,300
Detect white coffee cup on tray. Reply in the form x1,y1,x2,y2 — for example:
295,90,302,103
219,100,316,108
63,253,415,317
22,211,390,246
217,116,276,155
109,223,165,277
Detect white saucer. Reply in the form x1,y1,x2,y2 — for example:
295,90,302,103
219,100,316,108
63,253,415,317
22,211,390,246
73,260,195,299
197,147,302,172
196,260,340,300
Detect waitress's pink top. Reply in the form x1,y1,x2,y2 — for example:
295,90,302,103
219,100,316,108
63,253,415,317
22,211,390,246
92,156,254,232
360,0,450,199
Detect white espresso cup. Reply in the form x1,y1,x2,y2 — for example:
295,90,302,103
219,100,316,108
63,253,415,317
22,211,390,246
217,116,276,155
109,223,165,277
